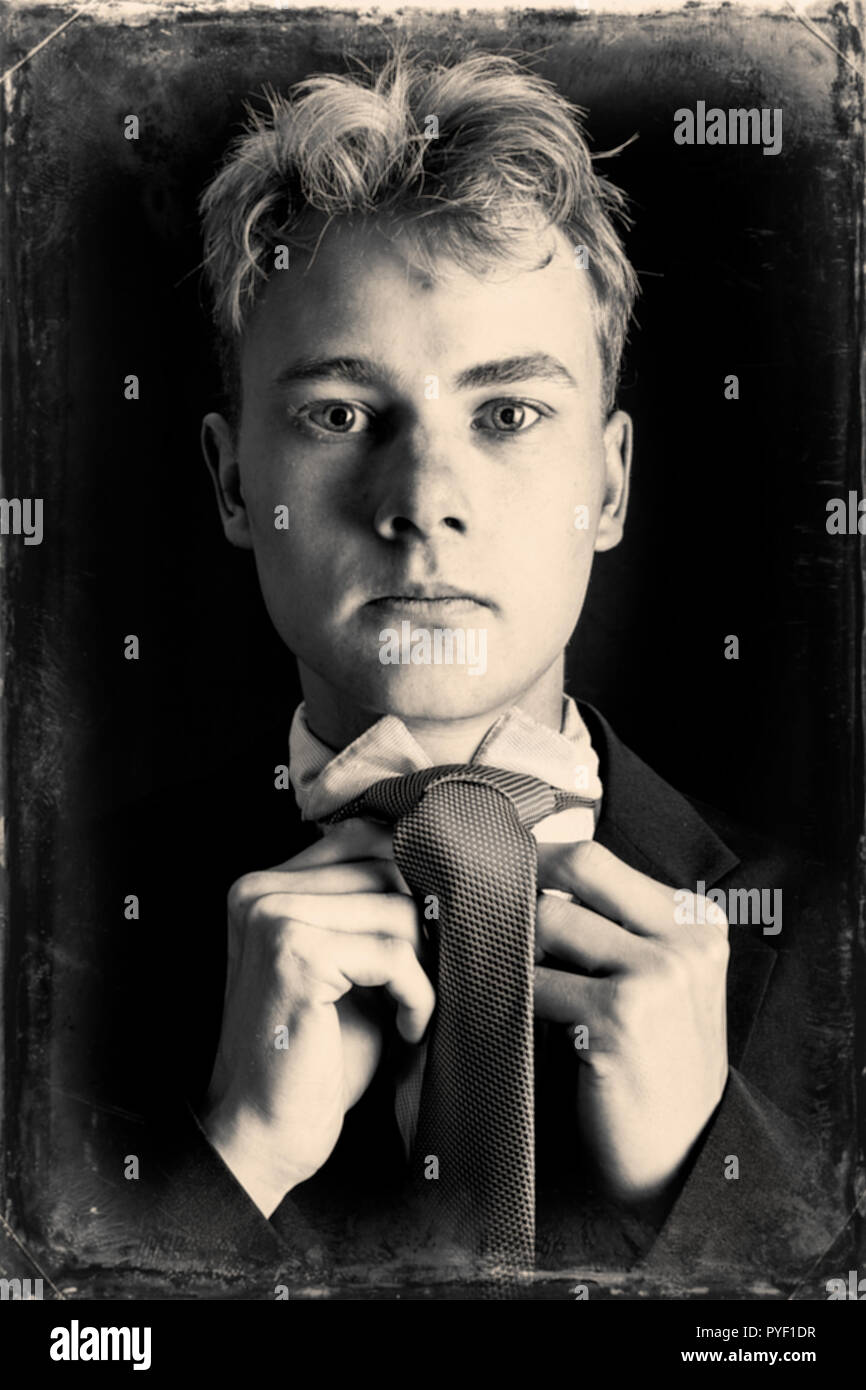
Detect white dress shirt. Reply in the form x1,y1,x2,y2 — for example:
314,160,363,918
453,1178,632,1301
289,694,602,844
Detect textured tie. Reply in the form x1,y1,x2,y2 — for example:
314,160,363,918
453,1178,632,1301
326,764,598,1279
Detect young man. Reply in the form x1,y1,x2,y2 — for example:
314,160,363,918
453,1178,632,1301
122,50,837,1292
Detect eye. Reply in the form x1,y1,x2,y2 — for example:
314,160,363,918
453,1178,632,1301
472,399,545,435
301,401,372,434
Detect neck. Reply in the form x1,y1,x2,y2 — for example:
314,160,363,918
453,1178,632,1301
298,656,566,763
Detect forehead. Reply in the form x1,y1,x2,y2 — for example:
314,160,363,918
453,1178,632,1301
240,219,603,394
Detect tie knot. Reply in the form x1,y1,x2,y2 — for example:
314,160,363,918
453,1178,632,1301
324,762,594,832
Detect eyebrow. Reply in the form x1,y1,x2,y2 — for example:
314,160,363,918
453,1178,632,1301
454,354,577,390
272,352,578,391
272,356,389,388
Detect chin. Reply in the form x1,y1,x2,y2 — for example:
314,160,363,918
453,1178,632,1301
335,665,518,723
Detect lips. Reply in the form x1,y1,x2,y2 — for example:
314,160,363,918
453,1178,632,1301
366,582,492,607
365,594,491,619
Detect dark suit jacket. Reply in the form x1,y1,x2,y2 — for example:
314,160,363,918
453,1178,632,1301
93,702,847,1296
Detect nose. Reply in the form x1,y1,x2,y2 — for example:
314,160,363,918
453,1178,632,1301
372,424,470,541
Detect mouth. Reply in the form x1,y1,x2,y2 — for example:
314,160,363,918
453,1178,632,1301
365,584,493,619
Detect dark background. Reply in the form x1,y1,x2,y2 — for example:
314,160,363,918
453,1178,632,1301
0,2,862,1294
4,4,863,851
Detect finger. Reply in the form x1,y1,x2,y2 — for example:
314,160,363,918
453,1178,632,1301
533,964,607,1027
536,841,679,939
536,894,642,973
317,930,436,1043
254,890,422,943
287,819,398,869
233,858,410,905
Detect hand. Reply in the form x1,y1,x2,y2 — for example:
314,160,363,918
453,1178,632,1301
534,841,730,1211
198,820,434,1216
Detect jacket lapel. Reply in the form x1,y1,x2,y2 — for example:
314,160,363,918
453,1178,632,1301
578,701,777,1068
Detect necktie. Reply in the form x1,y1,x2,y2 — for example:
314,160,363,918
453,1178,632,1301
326,764,598,1280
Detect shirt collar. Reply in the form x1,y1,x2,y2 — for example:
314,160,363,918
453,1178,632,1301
289,695,602,824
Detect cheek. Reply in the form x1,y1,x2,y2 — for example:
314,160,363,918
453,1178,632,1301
503,473,597,581
493,477,600,644
242,455,331,572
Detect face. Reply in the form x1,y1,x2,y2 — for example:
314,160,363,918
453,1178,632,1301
203,219,631,727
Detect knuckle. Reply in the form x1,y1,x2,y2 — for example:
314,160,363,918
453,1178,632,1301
698,896,729,932
535,893,572,950
246,894,279,932
545,891,574,927
704,929,731,966
227,873,257,920
607,974,635,1026
569,839,604,877
387,935,416,966
607,984,644,1042
377,894,408,930
653,949,691,989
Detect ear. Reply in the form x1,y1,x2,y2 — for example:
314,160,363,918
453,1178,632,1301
594,409,633,553
201,412,253,550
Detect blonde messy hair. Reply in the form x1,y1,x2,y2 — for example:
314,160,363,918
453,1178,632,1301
199,50,639,415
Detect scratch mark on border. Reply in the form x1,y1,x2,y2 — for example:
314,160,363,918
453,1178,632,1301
786,1186,866,1300
784,0,864,80
0,1211,66,1300
1,6,89,85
